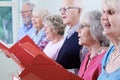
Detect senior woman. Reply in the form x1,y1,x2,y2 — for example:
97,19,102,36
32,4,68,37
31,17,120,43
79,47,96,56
31,7,50,50
43,14,66,60
77,10,110,80
98,0,120,80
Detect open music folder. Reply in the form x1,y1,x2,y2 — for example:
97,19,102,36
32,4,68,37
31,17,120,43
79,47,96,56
0,35,41,69
19,42,82,80
0,35,82,80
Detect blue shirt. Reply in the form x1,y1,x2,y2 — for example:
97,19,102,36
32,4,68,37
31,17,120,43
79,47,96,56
18,23,34,40
97,45,120,80
31,27,49,50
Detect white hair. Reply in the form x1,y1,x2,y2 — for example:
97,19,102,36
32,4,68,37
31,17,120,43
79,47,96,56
32,7,50,20
102,0,120,11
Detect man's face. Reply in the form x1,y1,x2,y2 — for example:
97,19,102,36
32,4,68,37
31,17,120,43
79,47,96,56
59,0,81,26
20,4,32,25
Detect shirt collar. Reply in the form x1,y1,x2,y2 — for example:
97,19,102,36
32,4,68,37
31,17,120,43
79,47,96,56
66,23,79,39
23,22,33,32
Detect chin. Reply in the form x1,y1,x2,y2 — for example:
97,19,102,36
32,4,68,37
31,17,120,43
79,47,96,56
63,20,69,24
102,30,110,37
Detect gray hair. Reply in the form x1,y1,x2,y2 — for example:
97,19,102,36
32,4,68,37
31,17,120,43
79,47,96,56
43,14,66,35
83,10,109,47
32,7,50,20
102,0,120,11
23,2,35,11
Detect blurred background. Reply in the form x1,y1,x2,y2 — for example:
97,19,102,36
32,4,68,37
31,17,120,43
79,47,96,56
0,0,101,80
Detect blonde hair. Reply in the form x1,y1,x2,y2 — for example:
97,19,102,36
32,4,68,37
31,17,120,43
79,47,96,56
43,14,66,35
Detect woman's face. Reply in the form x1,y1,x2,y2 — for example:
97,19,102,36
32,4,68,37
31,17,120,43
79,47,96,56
43,23,57,41
101,6,120,39
32,13,42,31
77,18,93,46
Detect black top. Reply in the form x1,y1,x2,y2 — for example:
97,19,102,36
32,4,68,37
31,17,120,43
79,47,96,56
56,32,82,69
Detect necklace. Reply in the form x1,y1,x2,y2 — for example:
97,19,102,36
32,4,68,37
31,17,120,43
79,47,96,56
110,48,120,62
110,53,120,62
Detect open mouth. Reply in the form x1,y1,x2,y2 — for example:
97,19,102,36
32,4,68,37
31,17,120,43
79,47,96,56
104,23,111,27
102,20,111,29
62,15,67,19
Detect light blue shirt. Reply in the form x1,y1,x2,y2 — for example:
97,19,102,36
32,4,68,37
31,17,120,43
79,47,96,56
31,28,45,45
31,27,49,50
98,45,120,80
18,23,34,40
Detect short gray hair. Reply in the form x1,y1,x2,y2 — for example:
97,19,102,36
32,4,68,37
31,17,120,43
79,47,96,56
82,10,109,47
43,14,66,35
23,2,35,11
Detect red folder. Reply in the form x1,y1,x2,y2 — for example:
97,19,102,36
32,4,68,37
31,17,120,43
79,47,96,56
19,45,82,80
0,35,35,56
0,35,41,69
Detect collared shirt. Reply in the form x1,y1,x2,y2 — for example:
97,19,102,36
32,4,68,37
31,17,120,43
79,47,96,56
18,23,34,40
31,27,49,50
43,38,65,60
66,24,79,39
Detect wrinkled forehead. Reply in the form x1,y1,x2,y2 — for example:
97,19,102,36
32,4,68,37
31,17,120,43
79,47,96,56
62,0,82,8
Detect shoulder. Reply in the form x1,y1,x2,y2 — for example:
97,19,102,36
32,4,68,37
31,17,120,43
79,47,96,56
101,45,115,66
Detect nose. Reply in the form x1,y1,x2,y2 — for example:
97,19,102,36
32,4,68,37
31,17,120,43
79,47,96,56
61,11,65,16
21,13,25,17
59,8,66,16
101,13,108,21
43,26,47,32
31,17,35,22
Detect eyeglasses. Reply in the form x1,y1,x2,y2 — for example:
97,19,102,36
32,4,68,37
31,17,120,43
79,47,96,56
59,7,80,12
20,10,32,14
